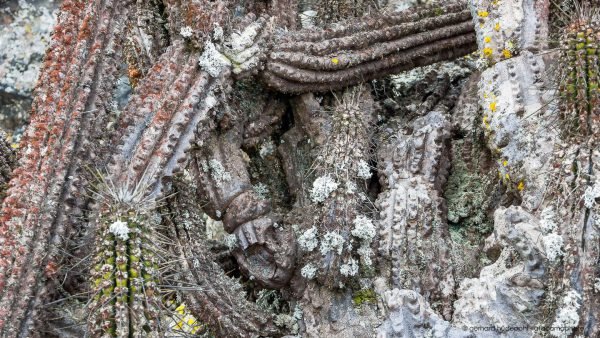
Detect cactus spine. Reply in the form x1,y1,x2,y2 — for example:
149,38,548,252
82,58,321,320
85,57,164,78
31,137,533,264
559,6,600,136
89,210,161,337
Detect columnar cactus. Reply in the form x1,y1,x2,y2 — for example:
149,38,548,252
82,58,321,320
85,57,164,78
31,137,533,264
0,0,132,334
297,87,377,287
88,210,161,337
558,6,600,136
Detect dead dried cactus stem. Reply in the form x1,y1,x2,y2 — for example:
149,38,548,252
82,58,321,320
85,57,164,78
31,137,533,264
263,1,476,93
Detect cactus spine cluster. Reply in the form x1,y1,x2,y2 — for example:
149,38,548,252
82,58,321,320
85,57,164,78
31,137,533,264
88,210,161,337
559,7,600,136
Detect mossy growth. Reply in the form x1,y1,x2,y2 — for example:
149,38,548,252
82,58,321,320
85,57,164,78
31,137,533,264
444,138,495,235
352,289,377,307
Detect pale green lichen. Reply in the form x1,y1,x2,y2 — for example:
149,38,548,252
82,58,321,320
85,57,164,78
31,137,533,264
352,288,377,307
444,139,495,234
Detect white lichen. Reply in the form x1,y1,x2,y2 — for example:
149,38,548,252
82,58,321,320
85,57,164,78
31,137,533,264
299,10,318,29
198,41,231,77
345,181,357,194
224,234,238,250
320,231,345,256
357,244,373,268
339,258,359,277
583,182,600,209
550,290,581,338
356,160,372,179
229,20,261,53
292,304,303,320
540,206,558,233
301,263,317,279
351,215,376,241
109,220,129,241
297,227,318,252
259,139,276,158
310,175,338,203
208,159,231,183
213,25,224,41
253,183,269,200
180,26,193,38
543,233,564,263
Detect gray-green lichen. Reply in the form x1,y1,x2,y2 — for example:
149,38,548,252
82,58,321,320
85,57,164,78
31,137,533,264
444,137,496,235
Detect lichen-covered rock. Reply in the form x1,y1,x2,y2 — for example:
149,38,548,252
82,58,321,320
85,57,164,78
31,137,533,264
0,0,57,96
0,0,58,136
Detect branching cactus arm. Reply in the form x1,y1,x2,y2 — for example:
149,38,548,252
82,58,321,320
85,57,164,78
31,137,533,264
263,2,477,93
162,204,283,337
190,130,297,289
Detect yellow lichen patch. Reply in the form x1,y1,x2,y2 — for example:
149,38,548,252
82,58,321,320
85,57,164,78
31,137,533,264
483,115,491,129
489,101,497,112
484,36,492,43
502,49,512,59
169,303,203,335
517,181,525,191
331,57,339,65
478,10,489,18
505,173,510,180
494,22,501,32
483,47,493,57
502,159,508,167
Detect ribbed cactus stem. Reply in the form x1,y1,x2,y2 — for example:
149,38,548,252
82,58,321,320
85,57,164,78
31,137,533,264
559,14,600,136
263,1,476,93
0,132,16,203
89,211,160,337
0,0,131,334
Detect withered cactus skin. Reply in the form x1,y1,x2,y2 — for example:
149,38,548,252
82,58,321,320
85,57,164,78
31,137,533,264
162,193,283,337
263,2,477,93
190,131,297,289
0,0,132,335
0,132,16,203
107,43,230,199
